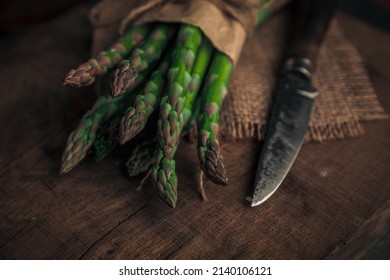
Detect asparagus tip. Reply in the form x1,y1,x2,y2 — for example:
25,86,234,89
63,68,96,88
110,62,137,97
199,140,228,186
118,115,146,144
160,192,177,208
59,161,73,175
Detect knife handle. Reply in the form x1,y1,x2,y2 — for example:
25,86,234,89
284,0,337,75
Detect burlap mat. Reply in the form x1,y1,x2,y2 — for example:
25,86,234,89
220,13,388,141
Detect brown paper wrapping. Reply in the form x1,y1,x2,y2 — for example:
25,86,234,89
90,0,261,63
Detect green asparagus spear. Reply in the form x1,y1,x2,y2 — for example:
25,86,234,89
118,54,171,144
60,91,134,174
63,25,151,87
182,38,214,125
153,92,182,207
197,51,233,185
152,34,211,207
152,60,184,207
110,24,175,97
158,24,202,158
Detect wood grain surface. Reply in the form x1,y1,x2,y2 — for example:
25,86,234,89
0,5,389,259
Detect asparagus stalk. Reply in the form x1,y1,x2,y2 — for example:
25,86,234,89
152,71,186,206
110,24,175,97
158,24,202,158
118,54,171,143
63,25,151,87
197,51,233,185
153,33,211,207
60,91,134,174
182,38,214,125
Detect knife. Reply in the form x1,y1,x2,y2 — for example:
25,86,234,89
251,0,337,207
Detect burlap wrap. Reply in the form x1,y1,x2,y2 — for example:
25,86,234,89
89,0,388,142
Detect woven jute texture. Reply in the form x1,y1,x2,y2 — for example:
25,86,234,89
220,13,388,141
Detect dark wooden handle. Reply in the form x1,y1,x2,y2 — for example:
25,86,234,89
287,0,337,63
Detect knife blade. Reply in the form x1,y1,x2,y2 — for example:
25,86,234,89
251,58,317,206
251,0,337,207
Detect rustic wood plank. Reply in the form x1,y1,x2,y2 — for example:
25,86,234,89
328,197,390,259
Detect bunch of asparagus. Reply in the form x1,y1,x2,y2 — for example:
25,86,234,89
61,0,287,207
61,23,232,207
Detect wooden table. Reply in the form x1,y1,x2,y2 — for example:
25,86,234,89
0,5,389,259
